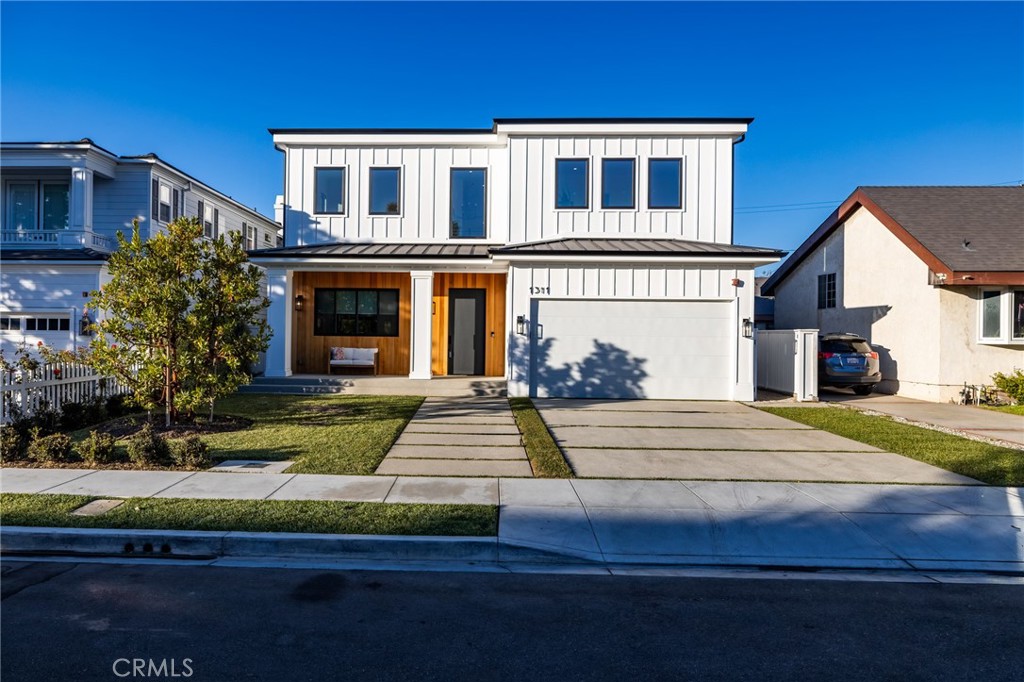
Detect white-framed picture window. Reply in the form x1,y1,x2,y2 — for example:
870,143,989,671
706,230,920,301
4,180,70,231
978,288,1024,345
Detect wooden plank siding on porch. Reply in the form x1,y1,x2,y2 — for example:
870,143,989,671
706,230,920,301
291,272,412,375
432,272,507,377
291,271,507,377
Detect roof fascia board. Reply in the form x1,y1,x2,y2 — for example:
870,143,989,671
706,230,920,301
494,122,749,136
491,253,781,266
945,272,1024,286
272,133,504,148
247,256,502,268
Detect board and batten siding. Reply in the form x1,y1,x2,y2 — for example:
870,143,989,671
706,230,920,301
285,145,510,246
508,136,734,245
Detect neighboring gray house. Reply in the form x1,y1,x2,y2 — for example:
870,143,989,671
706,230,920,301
763,186,1024,402
0,139,280,354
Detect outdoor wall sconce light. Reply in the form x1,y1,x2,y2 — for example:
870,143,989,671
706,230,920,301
742,318,753,338
516,315,527,336
79,311,93,337
294,294,305,311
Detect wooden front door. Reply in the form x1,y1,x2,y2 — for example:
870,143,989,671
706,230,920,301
448,288,486,375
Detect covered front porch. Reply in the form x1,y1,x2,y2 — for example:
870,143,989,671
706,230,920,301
259,257,508,381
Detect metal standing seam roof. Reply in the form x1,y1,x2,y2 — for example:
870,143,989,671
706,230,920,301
490,237,786,257
0,248,109,261
248,242,493,259
248,238,786,260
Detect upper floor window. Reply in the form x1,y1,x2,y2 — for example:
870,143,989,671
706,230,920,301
152,179,181,224
199,200,218,239
369,168,401,215
648,159,682,209
817,273,836,309
601,159,635,209
555,159,589,209
243,222,257,250
450,169,487,239
315,167,345,215
5,181,69,231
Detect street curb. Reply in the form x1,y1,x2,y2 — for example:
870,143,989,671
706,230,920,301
0,526,593,565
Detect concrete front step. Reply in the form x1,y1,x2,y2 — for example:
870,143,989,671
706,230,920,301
241,376,507,398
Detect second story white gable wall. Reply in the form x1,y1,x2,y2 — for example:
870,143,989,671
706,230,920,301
274,119,748,248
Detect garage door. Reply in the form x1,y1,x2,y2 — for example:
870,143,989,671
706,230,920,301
530,299,734,400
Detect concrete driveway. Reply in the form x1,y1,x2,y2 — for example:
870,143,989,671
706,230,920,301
533,399,977,484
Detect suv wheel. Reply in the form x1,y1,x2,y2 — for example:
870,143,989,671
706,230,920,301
852,385,874,396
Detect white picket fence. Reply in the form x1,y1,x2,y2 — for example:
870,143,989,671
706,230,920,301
1,361,131,424
756,329,819,402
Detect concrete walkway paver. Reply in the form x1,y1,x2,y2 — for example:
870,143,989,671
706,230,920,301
46,471,196,498
822,392,1024,447
377,398,532,477
3,469,1021,571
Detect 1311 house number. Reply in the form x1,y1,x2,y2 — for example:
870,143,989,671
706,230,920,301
530,286,550,295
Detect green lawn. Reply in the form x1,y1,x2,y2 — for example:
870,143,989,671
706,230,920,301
760,406,1024,486
983,404,1024,416
509,397,574,478
198,394,422,474
0,493,497,536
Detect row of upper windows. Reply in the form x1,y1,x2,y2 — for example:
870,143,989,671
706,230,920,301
556,158,683,211
153,178,278,248
315,167,486,239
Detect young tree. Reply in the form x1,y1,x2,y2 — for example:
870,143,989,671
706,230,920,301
86,217,270,426
180,231,270,421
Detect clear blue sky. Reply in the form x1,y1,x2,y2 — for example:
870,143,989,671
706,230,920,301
3,1,1021,274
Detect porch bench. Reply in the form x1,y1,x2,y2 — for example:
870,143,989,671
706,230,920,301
327,347,379,375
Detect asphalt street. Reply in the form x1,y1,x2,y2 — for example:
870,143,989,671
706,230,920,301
2,561,1022,681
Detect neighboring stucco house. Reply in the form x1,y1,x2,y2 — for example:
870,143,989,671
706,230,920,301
763,186,1024,402
251,118,784,400
0,139,280,355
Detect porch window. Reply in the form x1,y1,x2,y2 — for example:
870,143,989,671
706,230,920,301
450,168,487,238
314,288,399,337
369,168,401,215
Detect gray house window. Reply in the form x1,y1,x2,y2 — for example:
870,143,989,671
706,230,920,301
817,273,836,309
555,159,589,209
314,168,345,214
601,159,635,209
369,168,401,215
450,169,487,238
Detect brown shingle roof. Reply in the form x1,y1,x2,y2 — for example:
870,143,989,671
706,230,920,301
859,186,1024,272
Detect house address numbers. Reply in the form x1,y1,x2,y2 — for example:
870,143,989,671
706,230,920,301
529,286,550,295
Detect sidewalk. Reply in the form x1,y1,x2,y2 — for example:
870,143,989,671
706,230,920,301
822,392,1024,447
3,468,1022,573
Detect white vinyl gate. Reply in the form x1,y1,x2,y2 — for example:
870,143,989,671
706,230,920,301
755,329,818,402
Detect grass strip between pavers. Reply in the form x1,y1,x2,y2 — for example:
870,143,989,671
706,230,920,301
0,493,498,537
759,406,1024,487
508,397,574,478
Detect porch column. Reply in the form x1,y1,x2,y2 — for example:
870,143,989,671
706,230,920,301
409,270,434,380
264,268,293,377
69,167,94,232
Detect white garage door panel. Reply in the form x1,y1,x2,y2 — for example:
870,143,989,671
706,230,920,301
532,299,734,400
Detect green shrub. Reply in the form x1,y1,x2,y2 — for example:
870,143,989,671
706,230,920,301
1,427,27,462
27,431,75,463
126,423,171,467
105,393,130,419
992,369,1024,405
76,430,119,466
59,401,91,431
170,434,211,469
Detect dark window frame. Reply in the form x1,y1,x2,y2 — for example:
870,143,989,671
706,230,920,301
313,287,400,338
368,167,402,216
648,158,683,209
313,167,346,216
449,167,488,239
555,158,590,210
601,158,636,210
817,273,837,309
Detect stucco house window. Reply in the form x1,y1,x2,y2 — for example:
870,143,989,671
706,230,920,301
817,273,836,309
1013,290,1024,340
979,288,1024,344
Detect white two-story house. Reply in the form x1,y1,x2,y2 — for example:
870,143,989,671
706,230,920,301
253,118,783,400
0,139,281,355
